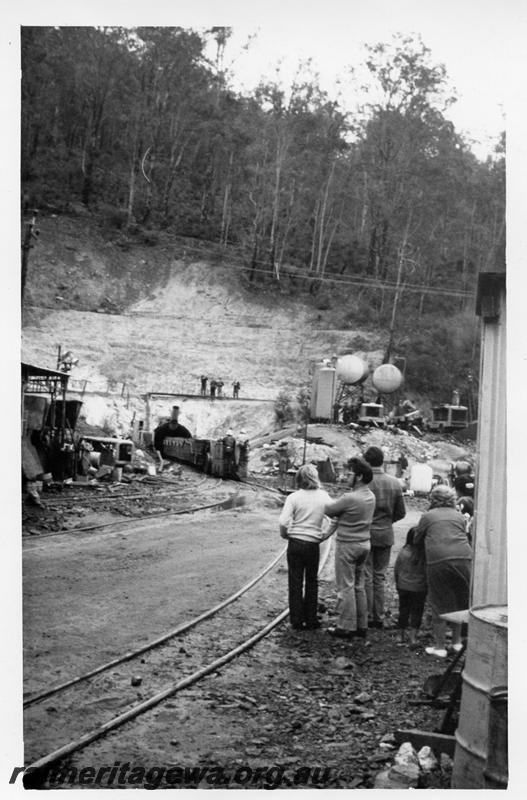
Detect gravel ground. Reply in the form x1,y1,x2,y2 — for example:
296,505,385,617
22,475,456,790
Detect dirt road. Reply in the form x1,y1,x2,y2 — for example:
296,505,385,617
22,487,449,789
23,496,283,693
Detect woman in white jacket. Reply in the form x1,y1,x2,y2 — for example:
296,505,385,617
279,464,332,630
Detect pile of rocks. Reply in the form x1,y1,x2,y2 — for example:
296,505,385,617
248,423,475,481
349,427,450,465
249,437,338,476
374,741,453,789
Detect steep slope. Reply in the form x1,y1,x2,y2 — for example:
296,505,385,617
21,214,385,403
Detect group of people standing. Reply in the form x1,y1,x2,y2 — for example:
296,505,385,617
279,446,472,658
200,375,241,399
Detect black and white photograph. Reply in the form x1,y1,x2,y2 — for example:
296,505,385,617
2,0,523,792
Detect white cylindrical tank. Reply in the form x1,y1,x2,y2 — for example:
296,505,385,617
336,355,368,385
311,367,337,420
372,363,403,394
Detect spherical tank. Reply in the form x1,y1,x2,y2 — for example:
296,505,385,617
336,354,368,385
372,364,403,394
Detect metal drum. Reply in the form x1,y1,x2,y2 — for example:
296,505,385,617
451,605,508,788
483,686,508,788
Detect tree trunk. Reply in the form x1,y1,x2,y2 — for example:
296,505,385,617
379,218,390,280
250,237,259,283
81,157,94,206
126,135,143,229
321,215,340,275
219,151,234,245
161,140,188,226
360,170,368,236
384,209,412,362
142,149,155,226
310,199,320,273
316,161,335,275
277,179,296,270
126,160,136,228
460,200,477,311
367,225,377,274
269,137,283,281
219,181,231,245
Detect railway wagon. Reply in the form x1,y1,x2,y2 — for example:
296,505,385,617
162,436,249,480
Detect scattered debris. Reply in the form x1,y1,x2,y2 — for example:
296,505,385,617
354,691,373,704
418,745,439,773
373,740,453,789
249,424,475,486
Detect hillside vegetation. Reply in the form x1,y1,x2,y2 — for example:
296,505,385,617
21,214,385,400
23,212,477,417
21,27,506,410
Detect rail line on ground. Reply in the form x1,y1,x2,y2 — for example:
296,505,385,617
23,544,287,708
38,474,212,504
24,477,280,544
23,539,332,781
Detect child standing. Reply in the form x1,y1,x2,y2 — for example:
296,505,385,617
457,496,474,544
393,527,427,646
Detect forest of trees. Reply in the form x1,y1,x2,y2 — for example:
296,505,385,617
21,27,505,398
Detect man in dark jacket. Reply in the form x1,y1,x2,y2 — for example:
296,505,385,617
153,406,192,466
363,446,406,628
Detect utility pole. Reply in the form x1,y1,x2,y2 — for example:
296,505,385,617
21,210,39,302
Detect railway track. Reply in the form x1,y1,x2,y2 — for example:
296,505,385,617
23,539,332,783
22,475,277,546
23,543,288,709
23,493,233,543
36,474,212,505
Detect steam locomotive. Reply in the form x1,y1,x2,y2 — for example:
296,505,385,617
161,435,249,480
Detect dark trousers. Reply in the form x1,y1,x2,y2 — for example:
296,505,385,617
287,538,320,628
397,590,427,629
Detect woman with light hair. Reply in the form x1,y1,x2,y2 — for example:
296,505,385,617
414,485,472,657
278,464,332,631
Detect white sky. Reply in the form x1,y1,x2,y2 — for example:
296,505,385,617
5,0,525,157
213,3,515,160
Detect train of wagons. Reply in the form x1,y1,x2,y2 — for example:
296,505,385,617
161,436,249,480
